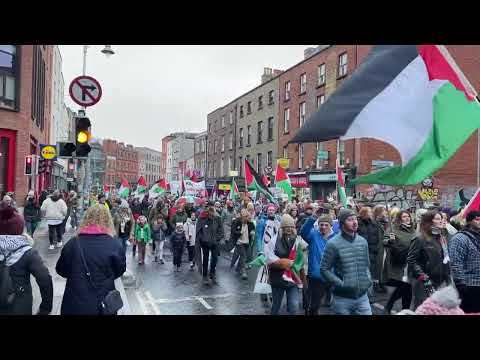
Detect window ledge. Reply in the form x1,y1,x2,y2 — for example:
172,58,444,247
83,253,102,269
337,73,348,80
267,138,273,142
284,98,290,103
299,91,306,96
283,131,290,135
268,101,274,105
316,83,326,89
0,105,18,112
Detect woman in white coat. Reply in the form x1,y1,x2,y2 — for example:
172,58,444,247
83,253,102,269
184,212,197,271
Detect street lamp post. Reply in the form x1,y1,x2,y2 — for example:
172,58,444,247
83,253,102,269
77,45,115,212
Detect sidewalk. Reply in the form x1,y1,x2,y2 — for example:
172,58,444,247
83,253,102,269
31,221,131,315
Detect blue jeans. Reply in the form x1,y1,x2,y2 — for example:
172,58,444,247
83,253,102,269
25,221,38,236
118,235,128,257
271,286,300,315
332,293,372,315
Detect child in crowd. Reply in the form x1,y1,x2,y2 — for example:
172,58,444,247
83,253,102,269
183,212,197,270
152,214,168,264
134,215,152,265
171,222,187,272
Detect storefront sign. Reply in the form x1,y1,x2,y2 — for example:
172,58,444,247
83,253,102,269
228,170,239,177
309,173,336,182
40,144,57,160
371,160,394,170
289,174,308,188
277,158,290,169
218,183,231,191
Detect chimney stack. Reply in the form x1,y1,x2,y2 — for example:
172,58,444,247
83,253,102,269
261,67,283,84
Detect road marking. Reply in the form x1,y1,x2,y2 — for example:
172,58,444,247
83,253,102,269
153,292,239,304
197,297,213,310
135,291,149,315
145,290,162,315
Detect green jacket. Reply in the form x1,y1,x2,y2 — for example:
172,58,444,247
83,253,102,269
134,223,152,244
383,224,415,282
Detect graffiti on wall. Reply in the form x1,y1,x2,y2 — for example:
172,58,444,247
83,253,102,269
360,187,421,210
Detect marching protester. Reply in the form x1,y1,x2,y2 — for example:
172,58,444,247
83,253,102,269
300,213,338,315
0,202,53,315
23,190,41,237
41,190,68,250
151,214,168,264
113,201,135,257
97,193,110,210
183,212,197,270
320,209,372,315
449,210,480,313
196,201,223,285
133,215,152,265
67,191,79,230
407,210,452,310
171,223,187,272
221,200,237,246
170,204,188,229
56,205,126,315
382,210,415,314
231,209,255,280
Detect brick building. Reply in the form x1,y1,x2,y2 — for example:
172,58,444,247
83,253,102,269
160,135,172,180
0,45,53,206
102,139,138,186
277,45,480,205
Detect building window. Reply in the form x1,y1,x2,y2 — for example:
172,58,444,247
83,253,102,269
220,157,224,177
229,110,233,125
257,121,263,144
228,155,233,172
258,95,263,110
229,132,233,150
214,140,217,154
267,117,274,141
0,45,18,110
298,144,304,169
247,125,251,146
339,141,345,166
283,145,288,159
267,151,273,167
246,155,250,168
240,105,244,118
221,115,225,128
300,73,307,94
221,136,225,152
247,101,252,114
284,108,290,133
285,81,291,101
316,142,324,168
317,94,325,109
239,156,243,176
239,128,244,148
299,102,306,127
268,90,275,105
318,63,326,86
213,160,216,177
31,45,46,129
338,52,348,77
257,153,262,174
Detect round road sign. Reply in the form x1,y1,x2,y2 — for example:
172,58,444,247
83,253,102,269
41,145,57,160
69,75,102,107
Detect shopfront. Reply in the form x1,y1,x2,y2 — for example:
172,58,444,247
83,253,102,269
309,172,337,201
0,129,16,196
288,172,310,200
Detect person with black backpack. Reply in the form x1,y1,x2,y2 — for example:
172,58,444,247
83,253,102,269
382,210,415,314
0,203,53,315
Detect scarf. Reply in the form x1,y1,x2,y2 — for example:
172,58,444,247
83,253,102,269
0,235,32,266
432,226,450,264
263,218,278,245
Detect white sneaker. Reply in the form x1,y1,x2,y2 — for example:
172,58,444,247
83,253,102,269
49,245,55,250
57,241,63,248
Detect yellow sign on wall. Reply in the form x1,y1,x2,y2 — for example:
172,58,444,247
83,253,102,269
218,184,231,191
40,145,57,160
277,158,289,169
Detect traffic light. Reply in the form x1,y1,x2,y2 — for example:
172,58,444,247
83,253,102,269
68,159,75,172
25,155,33,175
58,142,76,157
75,116,92,157
38,158,46,174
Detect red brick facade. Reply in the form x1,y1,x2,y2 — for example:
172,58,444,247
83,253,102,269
0,45,53,207
161,135,172,179
278,45,480,200
102,139,138,185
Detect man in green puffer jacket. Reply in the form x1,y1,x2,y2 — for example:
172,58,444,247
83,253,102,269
320,209,372,315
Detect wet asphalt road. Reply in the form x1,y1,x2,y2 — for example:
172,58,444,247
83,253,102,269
123,240,395,315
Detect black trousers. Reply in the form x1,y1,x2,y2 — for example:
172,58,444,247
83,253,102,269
48,224,63,245
173,244,185,267
385,279,412,311
460,286,480,313
201,243,218,278
307,277,328,315
187,245,195,263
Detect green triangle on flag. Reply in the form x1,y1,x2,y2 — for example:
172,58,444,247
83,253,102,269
229,178,239,200
118,178,130,199
244,159,276,203
275,164,293,201
336,159,348,207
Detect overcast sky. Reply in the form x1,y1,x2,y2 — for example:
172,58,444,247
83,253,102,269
60,45,312,152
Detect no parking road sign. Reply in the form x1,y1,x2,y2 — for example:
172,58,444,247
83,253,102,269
69,75,102,107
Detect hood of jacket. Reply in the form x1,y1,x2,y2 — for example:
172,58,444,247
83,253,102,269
0,235,32,266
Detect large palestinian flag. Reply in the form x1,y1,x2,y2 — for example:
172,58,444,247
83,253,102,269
244,159,276,203
118,179,130,198
149,179,168,199
291,45,480,186
275,164,293,201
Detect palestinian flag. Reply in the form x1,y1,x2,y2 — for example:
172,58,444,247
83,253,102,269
282,239,304,286
275,164,293,201
244,159,276,203
103,184,110,198
291,45,480,186
462,188,480,218
336,158,348,207
118,179,130,198
149,179,168,199
229,178,239,200
134,176,147,196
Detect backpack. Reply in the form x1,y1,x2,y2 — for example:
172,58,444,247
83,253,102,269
0,254,15,307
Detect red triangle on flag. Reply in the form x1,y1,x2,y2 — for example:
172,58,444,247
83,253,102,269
244,159,254,187
275,164,289,182
463,188,480,218
138,176,147,187
121,178,130,187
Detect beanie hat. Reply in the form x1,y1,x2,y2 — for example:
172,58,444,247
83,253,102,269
415,286,465,315
318,215,333,226
466,210,480,223
176,222,184,228
338,209,356,225
0,206,25,235
267,204,276,212
280,214,295,228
